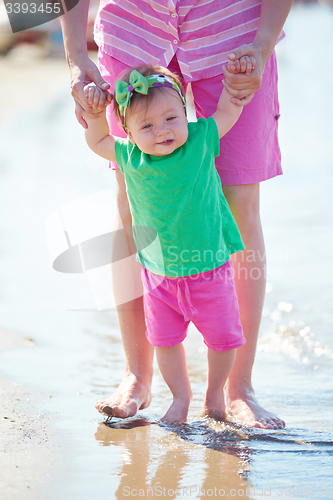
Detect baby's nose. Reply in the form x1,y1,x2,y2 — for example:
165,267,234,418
155,123,168,136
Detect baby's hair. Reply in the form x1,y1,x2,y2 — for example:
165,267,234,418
113,64,186,129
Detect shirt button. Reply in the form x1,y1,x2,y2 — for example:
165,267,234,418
173,39,178,45
171,13,177,18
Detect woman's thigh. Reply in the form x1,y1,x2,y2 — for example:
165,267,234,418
191,52,282,186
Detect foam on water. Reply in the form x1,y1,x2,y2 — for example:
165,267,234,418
259,302,333,369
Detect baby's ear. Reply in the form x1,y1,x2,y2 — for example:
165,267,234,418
127,130,135,145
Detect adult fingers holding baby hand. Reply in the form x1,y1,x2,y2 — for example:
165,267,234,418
222,64,262,101
222,42,269,102
227,56,256,76
84,83,113,110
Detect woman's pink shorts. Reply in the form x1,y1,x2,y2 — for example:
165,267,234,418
98,51,282,185
141,260,245,352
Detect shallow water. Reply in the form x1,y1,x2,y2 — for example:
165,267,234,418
1,3,333,499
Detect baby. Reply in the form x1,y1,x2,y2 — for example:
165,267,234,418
83,63,253,424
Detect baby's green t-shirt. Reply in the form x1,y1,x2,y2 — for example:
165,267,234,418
115,116,245,277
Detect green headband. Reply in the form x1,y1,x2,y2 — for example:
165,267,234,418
115,70,186,129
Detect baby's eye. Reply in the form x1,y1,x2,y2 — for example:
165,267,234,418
142,123,152,129
167,116,176,121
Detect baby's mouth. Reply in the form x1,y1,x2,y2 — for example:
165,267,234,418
158,139,174,145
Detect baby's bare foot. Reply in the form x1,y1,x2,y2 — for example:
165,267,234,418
226,388,285,429
95,373,151,419
200,407,226,421
200,390,226,421
160,396,191,424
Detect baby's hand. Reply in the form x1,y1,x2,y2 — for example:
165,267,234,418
83,83,113,110
227,56,256,76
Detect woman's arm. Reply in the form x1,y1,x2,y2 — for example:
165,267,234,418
60,0,112,128
249,0,294,64
222,0,294,100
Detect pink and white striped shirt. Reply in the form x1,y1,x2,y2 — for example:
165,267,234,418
94,0,284,83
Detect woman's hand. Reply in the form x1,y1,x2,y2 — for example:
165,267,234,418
222,43,267,102
70,55,113,128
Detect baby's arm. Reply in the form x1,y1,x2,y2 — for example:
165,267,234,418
83,85,117,163
211,85,253,139
227,55,256,76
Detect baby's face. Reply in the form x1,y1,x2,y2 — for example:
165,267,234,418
126,89,188,156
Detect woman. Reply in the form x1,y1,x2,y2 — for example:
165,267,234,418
60,0,293,429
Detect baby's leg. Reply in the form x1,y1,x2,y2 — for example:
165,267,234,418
200,348,236,421
155,344,192,424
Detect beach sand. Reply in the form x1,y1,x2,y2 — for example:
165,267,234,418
0,330,64,500
0,48,71,499
0,44,71,122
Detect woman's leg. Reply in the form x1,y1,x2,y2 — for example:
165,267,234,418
95,170,154,417
155,343,192,423
222,183,285,429
200,348,236,421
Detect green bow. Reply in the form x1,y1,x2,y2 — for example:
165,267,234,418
115,70,149,108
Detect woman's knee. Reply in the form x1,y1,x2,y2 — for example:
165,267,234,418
223,183,261,230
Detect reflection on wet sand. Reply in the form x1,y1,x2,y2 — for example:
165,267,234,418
95,417,253,499
95,414,333,499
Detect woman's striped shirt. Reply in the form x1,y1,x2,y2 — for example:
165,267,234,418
94,0,284,82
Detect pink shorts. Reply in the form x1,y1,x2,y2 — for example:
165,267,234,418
141,260,245,352
98,51,282,185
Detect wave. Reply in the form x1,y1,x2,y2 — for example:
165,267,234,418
258,302,333,369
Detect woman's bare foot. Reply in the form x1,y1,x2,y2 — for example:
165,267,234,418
95,372,151,418
160,396,191,424
226,387,285,429
199,390,227,422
